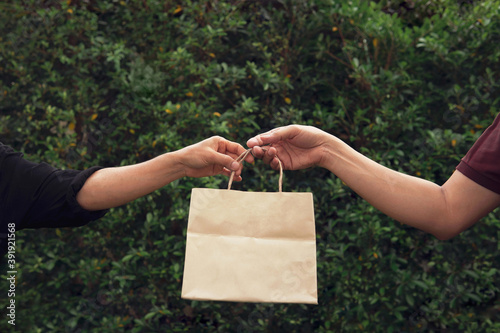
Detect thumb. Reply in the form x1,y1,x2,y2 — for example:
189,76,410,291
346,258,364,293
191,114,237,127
247,126,299,148
213,152,241,171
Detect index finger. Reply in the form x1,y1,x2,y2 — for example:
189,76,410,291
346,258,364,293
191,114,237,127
220,139,254,164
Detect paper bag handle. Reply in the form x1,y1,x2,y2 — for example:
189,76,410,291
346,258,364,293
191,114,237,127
227,148,283,192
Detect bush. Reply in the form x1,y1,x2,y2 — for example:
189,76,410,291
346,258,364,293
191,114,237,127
1,0,499,332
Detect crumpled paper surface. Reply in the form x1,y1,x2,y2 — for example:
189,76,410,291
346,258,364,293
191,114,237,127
181,188,317,304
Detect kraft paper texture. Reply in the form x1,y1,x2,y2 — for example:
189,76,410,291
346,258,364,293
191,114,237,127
181,188,318,304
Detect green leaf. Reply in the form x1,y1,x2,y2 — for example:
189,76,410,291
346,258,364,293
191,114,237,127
465,292,482,303
463,270,480,279
406,293,415,307
412,280,428,290
122,254,134,262
396,285,404,296
144,312,156,320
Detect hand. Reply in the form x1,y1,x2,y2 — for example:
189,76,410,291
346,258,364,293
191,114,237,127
175,136,253,180
77,136,252,210
247,125,331,170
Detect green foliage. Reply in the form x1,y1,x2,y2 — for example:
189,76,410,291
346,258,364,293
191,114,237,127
1,0,499,332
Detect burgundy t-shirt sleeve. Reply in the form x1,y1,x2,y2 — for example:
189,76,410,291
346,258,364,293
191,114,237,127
456,113,500,194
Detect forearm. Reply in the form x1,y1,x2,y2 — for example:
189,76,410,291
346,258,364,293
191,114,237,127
76,151,184,211
322,136,451,238
249,125,498,239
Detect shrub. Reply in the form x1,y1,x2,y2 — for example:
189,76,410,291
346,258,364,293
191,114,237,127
1,0,499,332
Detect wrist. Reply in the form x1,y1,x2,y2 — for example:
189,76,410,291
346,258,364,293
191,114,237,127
172,149,189,176
318,134,342,170
159,150,187,180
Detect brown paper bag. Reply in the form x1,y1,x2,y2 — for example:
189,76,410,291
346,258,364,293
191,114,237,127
181,149,317,304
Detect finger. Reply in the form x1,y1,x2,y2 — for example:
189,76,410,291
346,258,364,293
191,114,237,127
220,137,246,155
247,126,297,147
221,168,242,181
211,151,240,171
244,151,254,164
246,128,280,147
251,146,265,158
270,157,282,170
247,136,265,148
218,138,255,164
251,145,276,157
267,147,277,157
259,147,277,165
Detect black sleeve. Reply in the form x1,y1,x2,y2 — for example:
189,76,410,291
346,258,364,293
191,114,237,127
0,143,108,253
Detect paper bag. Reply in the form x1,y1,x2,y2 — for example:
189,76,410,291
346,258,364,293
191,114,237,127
181,150,317,304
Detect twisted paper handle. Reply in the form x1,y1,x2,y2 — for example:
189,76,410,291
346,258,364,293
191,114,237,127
227,148,283,192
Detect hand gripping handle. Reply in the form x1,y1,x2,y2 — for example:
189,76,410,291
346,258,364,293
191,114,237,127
227,148,283,192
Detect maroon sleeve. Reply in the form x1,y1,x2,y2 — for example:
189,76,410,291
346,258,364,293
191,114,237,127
456,113,500,194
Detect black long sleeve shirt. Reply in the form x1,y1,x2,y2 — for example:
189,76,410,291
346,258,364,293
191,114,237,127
0,142,108,255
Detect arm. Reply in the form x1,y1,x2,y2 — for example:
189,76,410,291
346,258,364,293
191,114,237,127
248,125,500,240
77,136,252,211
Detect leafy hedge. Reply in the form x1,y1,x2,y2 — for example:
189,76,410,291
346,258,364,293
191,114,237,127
1,0,499,332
